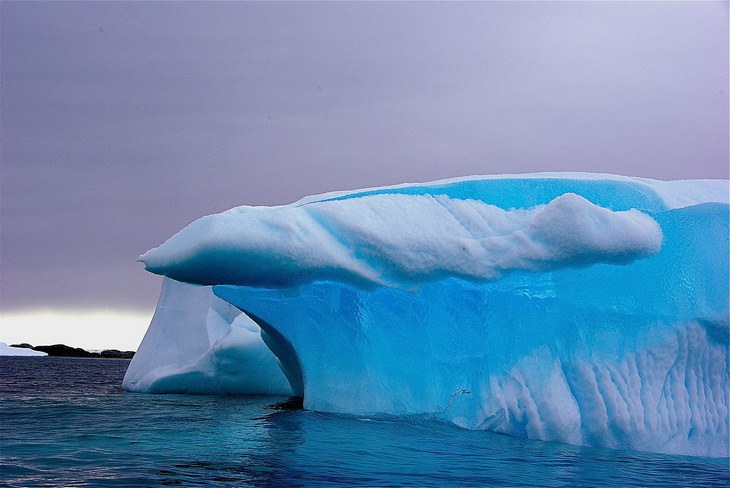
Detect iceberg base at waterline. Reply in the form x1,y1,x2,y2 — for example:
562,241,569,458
126,173,729,458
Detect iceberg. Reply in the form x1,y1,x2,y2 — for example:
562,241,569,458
0,342,48,357
130,173,729,457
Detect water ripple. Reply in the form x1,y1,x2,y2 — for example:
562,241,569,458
1,357,728,487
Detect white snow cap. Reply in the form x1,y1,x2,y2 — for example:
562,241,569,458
140,191,662,288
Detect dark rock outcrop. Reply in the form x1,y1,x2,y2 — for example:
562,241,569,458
99,349,135,359
10,343,135,359
32,344,95,357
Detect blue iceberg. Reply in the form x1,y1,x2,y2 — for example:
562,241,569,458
125,174,729,457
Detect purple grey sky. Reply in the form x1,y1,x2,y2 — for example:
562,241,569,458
1,1,728,314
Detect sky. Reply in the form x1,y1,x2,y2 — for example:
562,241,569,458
1,1,728,350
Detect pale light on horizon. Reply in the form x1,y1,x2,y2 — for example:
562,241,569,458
0,310,152,351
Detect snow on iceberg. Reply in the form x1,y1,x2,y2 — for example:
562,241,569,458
122,277,291,395
0,342,47,356
140,192,663,289
133,174,729,457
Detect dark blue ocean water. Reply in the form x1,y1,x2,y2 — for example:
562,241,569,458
1,357,728,487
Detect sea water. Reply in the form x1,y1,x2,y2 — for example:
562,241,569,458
1,357,727,487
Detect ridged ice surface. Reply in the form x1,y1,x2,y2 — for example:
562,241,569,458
135,174,729,457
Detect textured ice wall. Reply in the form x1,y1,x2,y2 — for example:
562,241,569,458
136,174,729,457
122,278,291,396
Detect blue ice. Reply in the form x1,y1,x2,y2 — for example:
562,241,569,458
127,174,729,457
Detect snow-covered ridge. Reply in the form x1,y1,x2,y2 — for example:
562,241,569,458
291,172,729,209
140,188,666,289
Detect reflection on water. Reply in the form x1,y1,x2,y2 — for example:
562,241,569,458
1,357,728,487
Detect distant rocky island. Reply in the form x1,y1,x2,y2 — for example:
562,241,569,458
9,343,135,359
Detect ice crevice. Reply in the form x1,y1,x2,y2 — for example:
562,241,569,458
125,173,729,458
243,309,305,398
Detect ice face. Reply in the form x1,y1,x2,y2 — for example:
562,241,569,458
122,278,291,396
133,174,729,457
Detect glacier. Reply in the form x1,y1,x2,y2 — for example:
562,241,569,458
126,173,729,458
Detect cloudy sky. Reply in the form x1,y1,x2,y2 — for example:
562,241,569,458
1,1,728,349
